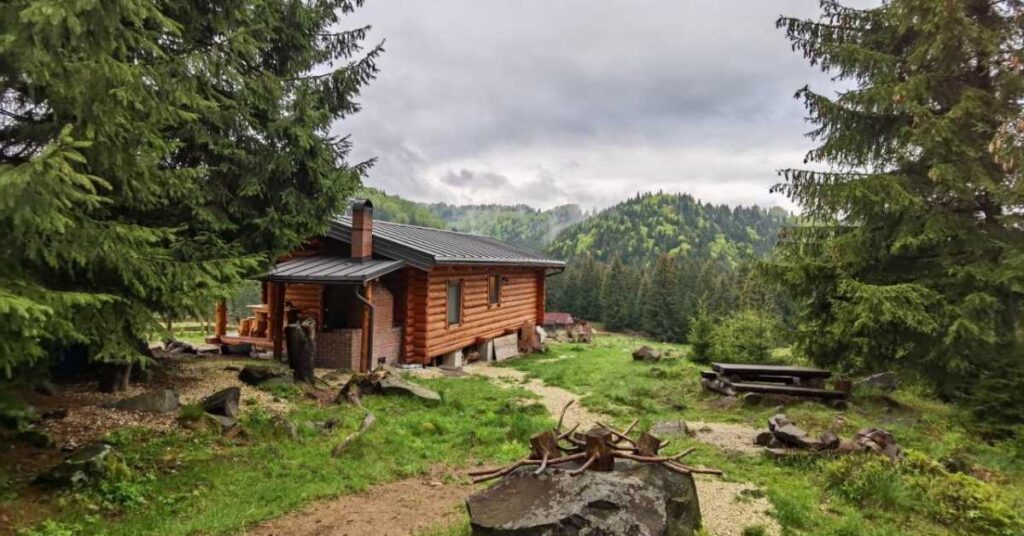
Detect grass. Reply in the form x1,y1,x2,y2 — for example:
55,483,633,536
9,376,550,535
502,334,1024,535
10,332,1024,535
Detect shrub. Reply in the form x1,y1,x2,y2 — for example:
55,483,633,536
687,306,714,364
707,310,783,364
825,454,912,511
16,520,82,536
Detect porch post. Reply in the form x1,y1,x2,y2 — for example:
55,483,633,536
359,282,374,372
214,299,227,339
271,282,286,360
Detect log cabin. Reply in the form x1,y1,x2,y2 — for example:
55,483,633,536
210,200,565,372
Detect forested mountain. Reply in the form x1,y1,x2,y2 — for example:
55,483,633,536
547,192,791,265
359,188,447,228
429,203,586,250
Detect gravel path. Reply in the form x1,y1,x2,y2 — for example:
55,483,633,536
455,363,782,536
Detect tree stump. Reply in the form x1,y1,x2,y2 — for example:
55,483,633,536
636,432,663,457
285,319,316,384
581,427,616,472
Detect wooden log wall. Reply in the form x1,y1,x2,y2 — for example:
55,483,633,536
403,265,546,363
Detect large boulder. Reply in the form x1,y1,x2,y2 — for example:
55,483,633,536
201,387,241,418
632,346,661,362
467,461,701,535
238,364,288,386
35,443,117,488
109,389,179,413
337,366,441,404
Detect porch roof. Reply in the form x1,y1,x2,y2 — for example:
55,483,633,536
263,256,404,284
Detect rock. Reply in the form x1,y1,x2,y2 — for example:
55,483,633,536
631,345,661,362
18,429,55,449
773,424,821,449
42,408,68,420
741,392,764,406
337,366,441,404
855,428,903,460
34,380,59,397
650,420,690,437
35,443,115,488
466,461,701,535
271,416,298,440
238,364,288,386
819,431,841,450
855,372,900,392
201,387,240,418
378,373,441,403
767,414,791,432
753,431,775,447
109,389,179,413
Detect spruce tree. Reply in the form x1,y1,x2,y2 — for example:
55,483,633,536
599,256,632,331
0,1,378,375
642,254,687,341
774,1,1024,426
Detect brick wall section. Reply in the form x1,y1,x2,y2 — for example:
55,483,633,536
313,280,403,370
314,330,359,370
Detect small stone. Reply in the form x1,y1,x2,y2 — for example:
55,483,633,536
741,392,764,406
631,346,661,362
42,408,68,420
18,429,55,449
35,443,115,488
651,420,690,437
753,431,774,446
819,431,840,450
34,380,59,397
201,387,241,418
767,414,791,432
238,364,288,386
271,416,298,440
109,389,179,413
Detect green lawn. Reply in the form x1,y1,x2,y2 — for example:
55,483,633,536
10,333,1024,536
500,334,1024,535
11,376,550,536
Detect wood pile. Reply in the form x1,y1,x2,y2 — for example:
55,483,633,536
701,363,848,402
754,413,904,460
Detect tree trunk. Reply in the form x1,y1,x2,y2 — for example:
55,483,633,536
285,321,316,384
97,362,132,393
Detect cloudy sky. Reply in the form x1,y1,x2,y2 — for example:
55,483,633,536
338,1,857,211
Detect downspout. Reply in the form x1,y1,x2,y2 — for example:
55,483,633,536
354,283,374,372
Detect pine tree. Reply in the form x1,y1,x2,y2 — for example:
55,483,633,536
0,1,379,375
599,256,632,331
774,1,1024,426
688,302,714,364
642,254,687,341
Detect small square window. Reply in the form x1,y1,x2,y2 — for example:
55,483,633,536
488,274,501,305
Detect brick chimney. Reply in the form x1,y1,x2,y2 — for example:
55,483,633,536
351,199,373,261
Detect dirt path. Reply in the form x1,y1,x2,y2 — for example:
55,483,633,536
461,363,782,536
245,467,472,536
461,364,605,429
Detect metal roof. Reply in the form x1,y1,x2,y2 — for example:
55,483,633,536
328,216,566,271
264,256,404,283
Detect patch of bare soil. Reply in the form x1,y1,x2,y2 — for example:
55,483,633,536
695,476,781,536
245,467,472,536
688,421,762,455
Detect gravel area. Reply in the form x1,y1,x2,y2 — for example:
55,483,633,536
688,421,763,455
695,476,781,536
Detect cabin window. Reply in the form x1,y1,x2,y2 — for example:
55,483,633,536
447,280,462,326
488,274,501,306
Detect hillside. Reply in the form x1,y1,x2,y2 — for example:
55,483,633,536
428,203,586,250
546,192,791,265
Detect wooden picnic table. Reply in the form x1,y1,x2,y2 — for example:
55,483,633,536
712,363,832,379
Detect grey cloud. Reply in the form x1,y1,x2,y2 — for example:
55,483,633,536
334,1,867,210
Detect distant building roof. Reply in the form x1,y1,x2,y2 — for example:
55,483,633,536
329,216,566,271
543,312,575,326
264,256,404,283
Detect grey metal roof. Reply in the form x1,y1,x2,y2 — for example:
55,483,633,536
264,256,404,283
328,216,566,271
